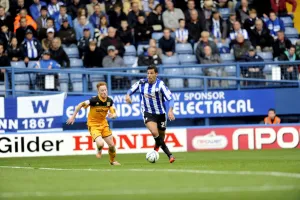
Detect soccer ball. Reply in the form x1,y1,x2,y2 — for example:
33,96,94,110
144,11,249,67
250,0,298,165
146,150,159,163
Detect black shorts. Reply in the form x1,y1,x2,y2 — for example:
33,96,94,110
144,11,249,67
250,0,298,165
143,112,167,131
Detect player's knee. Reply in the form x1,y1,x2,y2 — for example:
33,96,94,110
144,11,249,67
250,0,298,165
150,130,159,137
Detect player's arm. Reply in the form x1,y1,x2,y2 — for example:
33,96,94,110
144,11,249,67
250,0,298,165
108,106,117,119
125,80,140,104
66,100,90,125
161,83,175,121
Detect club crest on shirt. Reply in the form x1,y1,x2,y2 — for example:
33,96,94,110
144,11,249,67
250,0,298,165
96,102,99,105
107,102,111,106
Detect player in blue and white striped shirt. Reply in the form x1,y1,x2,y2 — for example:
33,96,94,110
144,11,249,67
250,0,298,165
125,65,176,163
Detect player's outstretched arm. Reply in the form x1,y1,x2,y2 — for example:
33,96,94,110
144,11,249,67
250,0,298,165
66,101,88,125
167,99,175,121
125,80,140,104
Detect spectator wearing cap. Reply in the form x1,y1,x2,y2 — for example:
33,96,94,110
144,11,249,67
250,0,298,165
29,0,47,21
242,46,265,86
37,18,55,41
36,6,49,31
147,3,163,32
74,15,94,40
100,27,125,57
102,45,124,67
83,40,102,67
49,37,70,68
42,28,55,51
264,109,281,124
78,27,94,58
162,1,184,32
266,11,285,39
14,9,37,33
249,19,273,52
48,0,64,17
229,21,249,42
0,6,13,32
187,9,205,44
272,30,292,59
16,17,37,44
57,18,77,47
233,33,252,61
0,24,13,49
270,0,297,17
117,20,133,46
54,5,73,31
107,4,127,29
143,0,160,16
21,29,43,64
128,2,146,28
134,14,153,44
195,31,218,62
206,10,228,43
159,28,175,57
7,37,23,61
89,3,108,29
0,43,10,83
278,45,299,80
67,0,85,20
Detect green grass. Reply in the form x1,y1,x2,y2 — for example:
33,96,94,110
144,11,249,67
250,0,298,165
1,149,300,200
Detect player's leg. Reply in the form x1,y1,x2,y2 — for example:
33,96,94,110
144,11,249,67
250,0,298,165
89,126,104,158
102,127,121,165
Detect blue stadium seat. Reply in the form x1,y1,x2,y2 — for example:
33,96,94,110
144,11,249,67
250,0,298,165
14,74,30,84
71,74,83,92
184,67,202,75
15,85,29,95
123,56,137,67
152,32,163,41
0,82,5,95
187,79,203,88
179,54,198,65
124,45,137,56
59,73,69,92
63,46,79,58
90,74,105,91
224,66,236,76
168,78,184,89
11,61,26,68
221,53,235,63
227,76,237,87
184,67,203,88
218,8,230,19
137,45,149,55
289,38,299,45
164,67,184,75
194,42,199,53
176,43,193,54
257,52,273,61
280,17,293,27
70,58,83,68
27,61,36,68
285,27,298,38
263,65,276,74
171,32,176,39
162,55,179,66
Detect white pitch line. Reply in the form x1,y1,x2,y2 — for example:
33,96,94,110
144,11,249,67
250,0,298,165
0,185,299,198
1,166,300,179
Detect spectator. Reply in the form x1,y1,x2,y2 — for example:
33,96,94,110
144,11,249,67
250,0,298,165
134,14,153,44
142,0,159,16
278,46,298,80
249,19,273,52
48,0,64,17
233,33,251,61
162,1,185,31
16,17,37,45
34,50,60,91
78,28,94,58
175,19,188,43
217,0,234,11
97,15,109,39
83,40,102,67
54,5,73,31
102,45,124,67
49,37,70,68
14,9,37,33
296,41,300,59
89,3,107,28
187,9,205,44
123,0,142,15
67,0,85,20
196,31,219,62
149,38,162,58
229,21,249,41
0,6,13,31
159,28,175,57
184,0,205,23
73,8,87,27
242,46,265,85
199,45,227,88
0,0,9,12
147,4,163,32
243,8,259,34
37,18,54,41
270,0,297,17
0,24,13,49
100,27,125,57
0,43,10,82
10,0,29,19
272,30,292,59
108,4,127,29
138,46,162,67
42,28,55,51
36,6,49,31
206,10,228,43
21,29,42,64
117,20,133,46
57,18,77,47
266,11,285,39
226,13,237,37
264,108,280,124
87,0,102,16
7,37,24,61
202,0,214,20
236,0,250,23
74,15,94,40
128,2,146,28
29,0,47,21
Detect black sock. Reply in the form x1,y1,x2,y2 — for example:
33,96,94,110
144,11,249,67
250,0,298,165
154,136,172,158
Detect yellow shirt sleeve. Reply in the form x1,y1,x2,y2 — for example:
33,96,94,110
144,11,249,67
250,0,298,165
109,106,116,114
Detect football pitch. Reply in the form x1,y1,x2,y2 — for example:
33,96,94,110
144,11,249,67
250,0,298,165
1,149,300,200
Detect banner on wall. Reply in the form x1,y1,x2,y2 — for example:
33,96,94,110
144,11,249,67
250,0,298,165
0,129,187,157
1,93,65,132
64,89,276,122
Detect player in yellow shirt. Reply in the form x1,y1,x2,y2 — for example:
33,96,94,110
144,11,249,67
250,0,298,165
66,82,120,165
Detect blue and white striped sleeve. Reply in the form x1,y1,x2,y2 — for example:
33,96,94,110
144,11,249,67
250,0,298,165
127,80,140,96
160,83,172,101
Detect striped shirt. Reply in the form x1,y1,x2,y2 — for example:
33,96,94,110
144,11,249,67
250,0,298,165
175,28,188,42
229,29,249,40
128,78,173,115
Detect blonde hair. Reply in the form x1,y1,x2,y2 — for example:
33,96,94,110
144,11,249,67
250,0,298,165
97,82,107,89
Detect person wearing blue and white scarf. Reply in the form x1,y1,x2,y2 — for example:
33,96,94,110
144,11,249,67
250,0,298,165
266,11,285,39
229,21,249,40
21,29,42,64
175,19,188,43
54,5,73,31
47,0,64,17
